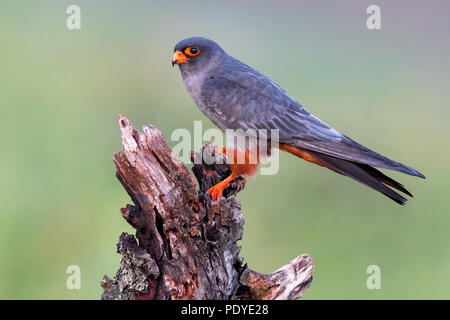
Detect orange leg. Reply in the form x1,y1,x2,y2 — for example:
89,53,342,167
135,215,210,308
207,147,260,202
218,146,227,154
207,172,240,202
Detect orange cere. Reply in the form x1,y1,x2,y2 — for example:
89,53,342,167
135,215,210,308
172,50,190,64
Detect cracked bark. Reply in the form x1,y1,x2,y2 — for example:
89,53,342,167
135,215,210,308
101,115,314,300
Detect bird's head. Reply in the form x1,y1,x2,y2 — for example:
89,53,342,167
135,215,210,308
172,37,225,74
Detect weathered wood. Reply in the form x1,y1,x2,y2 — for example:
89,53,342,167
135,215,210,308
101,115,314,300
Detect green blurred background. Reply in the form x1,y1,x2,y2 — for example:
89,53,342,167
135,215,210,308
1,0,449,299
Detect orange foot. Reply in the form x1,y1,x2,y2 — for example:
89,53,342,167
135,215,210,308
207,179,231,202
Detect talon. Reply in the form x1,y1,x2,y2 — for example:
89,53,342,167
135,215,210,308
206,170,242,203
207,185,222,202
207,179,230,202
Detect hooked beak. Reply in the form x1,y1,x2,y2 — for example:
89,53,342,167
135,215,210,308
172,50,190,67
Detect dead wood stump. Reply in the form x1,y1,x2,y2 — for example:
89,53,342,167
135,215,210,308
101,115,314,300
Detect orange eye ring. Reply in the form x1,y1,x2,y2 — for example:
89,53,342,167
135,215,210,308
185,46,200,56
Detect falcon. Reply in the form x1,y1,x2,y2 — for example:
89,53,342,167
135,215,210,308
172,37,425,205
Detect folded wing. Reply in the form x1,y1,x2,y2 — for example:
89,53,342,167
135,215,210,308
200,63,425,179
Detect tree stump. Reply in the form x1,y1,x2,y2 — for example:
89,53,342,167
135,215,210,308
101,115,314,300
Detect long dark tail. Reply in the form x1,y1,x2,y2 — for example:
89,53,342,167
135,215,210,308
307,150,412,205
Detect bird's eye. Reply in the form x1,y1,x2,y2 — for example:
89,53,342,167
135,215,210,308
185,46,200,56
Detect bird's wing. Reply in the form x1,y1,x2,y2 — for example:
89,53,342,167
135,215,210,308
201,65,342,141
200,65,425,178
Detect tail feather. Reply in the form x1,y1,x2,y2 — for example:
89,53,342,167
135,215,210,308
307,150,410,205
294,136,426,178
279,143,415,205
354,163,413,197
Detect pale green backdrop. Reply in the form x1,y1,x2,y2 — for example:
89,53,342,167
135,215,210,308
0,0,449,299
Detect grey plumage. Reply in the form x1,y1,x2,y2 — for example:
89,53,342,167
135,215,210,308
173,37,425,204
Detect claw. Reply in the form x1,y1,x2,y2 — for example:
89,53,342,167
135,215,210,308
207,179,230,202
207,185,221,202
